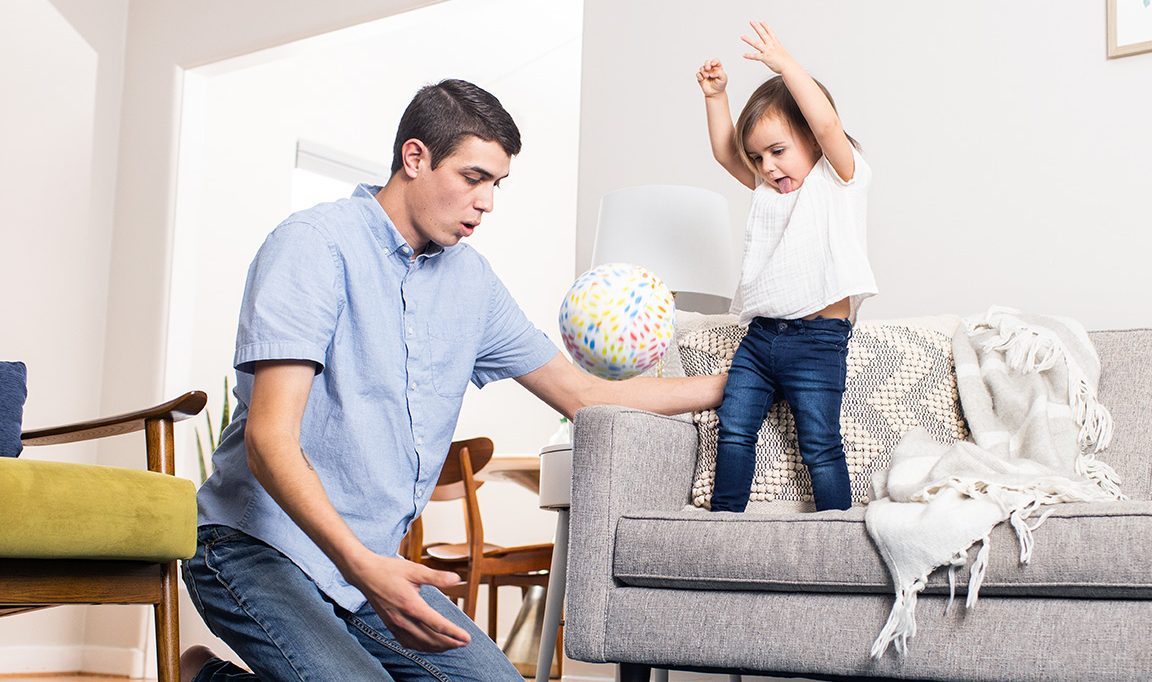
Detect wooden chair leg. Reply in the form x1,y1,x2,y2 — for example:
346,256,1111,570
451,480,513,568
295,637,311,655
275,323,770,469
486,578,498,640
462,565,481,620
155,561,180,682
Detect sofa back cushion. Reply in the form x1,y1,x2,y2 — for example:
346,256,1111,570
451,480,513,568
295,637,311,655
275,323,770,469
1091,329,1152,501
679,319,968,509
679,322,1152,509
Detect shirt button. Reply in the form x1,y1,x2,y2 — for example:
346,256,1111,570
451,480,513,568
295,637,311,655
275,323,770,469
416,437,423,445
406,326,413,335
410,383,417,391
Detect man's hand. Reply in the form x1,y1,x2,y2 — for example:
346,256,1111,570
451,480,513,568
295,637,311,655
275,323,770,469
696,59,729,98
346,553,472,652
741,20,798,75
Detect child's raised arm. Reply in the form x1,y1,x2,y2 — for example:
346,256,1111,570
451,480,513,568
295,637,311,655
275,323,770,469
741,21,855,182
697,60,757,190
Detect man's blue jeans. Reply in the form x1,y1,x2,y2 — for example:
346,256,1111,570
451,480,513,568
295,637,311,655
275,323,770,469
711,316,853,512
181,525,523,681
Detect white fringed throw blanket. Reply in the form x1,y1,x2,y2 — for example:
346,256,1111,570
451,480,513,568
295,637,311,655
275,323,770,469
865,307,1124,658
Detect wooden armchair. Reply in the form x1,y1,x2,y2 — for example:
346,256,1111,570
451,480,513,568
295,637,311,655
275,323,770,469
0,391,206,682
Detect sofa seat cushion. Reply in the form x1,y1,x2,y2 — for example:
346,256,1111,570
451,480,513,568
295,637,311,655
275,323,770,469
0,457,197,561
613,501,1152,599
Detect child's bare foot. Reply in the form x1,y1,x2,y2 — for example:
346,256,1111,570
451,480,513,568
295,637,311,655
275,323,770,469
180,645,216,680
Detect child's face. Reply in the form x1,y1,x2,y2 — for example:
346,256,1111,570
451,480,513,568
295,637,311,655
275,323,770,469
744,114,821,194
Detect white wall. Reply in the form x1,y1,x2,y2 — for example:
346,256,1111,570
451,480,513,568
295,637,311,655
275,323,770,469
0,0,132,674
578,1,1152,330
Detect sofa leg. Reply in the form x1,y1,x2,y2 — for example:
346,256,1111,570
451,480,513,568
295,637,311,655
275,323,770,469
617,662,651,682
654,669,669,682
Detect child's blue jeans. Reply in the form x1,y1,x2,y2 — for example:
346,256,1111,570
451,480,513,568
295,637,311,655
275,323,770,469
181,524,523,681
711,316,853,512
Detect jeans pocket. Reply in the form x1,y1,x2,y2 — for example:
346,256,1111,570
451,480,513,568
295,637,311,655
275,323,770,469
808,329,850,352
200,524,246,547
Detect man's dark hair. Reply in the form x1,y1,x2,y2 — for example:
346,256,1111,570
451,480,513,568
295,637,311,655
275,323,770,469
390,79,521,173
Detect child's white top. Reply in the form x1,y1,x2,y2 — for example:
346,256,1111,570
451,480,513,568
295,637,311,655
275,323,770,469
733,146,878,324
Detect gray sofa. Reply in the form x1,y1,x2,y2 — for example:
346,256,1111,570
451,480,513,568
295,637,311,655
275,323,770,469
565,328,1152,681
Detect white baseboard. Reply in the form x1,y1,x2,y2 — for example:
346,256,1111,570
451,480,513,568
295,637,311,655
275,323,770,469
0,644,144,676
82,644,146,677
0,645,82,674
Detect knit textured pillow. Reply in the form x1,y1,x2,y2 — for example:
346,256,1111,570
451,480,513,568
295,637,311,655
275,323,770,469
680,322,969,510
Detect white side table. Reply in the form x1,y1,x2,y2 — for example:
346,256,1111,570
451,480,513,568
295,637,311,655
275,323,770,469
535,443,572,682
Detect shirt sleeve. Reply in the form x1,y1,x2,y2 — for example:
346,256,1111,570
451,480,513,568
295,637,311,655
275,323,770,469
233,221,344,375
471,272,559,389
819,145,871,188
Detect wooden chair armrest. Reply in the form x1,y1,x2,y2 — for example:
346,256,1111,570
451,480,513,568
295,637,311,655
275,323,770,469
20,391,208,447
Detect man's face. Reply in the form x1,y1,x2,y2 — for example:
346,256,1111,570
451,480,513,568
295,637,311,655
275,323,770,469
407,136,511,250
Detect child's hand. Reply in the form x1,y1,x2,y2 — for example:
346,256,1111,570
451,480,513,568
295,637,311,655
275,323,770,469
741,20,797,74
696,59,728,98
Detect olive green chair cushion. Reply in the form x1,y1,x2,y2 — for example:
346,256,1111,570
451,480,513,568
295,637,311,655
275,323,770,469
0,457,196,562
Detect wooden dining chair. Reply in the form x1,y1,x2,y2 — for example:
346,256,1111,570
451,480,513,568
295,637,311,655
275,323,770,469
0,391,205,682
401,437,554,638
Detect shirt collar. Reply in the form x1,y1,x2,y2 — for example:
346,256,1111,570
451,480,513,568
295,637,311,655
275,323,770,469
354,184,445,261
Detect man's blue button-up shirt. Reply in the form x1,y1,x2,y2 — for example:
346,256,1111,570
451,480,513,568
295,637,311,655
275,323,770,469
197,184,558,610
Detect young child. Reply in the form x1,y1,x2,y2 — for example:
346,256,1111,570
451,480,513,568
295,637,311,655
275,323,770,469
698,21,877,512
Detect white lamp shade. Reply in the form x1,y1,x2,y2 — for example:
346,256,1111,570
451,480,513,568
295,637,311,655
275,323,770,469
591,185,738,299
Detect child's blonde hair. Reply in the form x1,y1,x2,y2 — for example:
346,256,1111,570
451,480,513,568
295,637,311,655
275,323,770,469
734,76,859,175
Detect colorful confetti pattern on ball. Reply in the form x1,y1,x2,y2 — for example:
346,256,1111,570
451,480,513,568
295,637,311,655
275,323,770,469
558,263,676,380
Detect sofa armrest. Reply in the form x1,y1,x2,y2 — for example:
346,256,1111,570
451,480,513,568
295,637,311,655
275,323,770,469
565,405,699,662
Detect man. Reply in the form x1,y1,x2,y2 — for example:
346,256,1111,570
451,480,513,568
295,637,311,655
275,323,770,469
181,79,725,681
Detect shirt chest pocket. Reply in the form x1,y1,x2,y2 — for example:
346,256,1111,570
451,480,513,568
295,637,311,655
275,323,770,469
427,320,482,398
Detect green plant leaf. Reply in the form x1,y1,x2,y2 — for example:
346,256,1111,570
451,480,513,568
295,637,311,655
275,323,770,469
220,375,232,439
206,409,216,452
195,428,207,484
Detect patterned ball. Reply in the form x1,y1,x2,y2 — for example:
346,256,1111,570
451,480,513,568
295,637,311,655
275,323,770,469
558,263,676,380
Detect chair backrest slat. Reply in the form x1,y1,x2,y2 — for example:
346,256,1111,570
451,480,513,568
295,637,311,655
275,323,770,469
434,437,494,496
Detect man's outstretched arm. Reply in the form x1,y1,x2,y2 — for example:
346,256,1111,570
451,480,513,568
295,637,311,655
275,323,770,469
514,353,725,420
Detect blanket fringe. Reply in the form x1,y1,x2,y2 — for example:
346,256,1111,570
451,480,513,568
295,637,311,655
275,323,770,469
965,536,991,609
944,549,967,614
1076,453,1125,500
967,309,1060,374
1073,377,1114,454
1009,502,1053,563
870,579,924,659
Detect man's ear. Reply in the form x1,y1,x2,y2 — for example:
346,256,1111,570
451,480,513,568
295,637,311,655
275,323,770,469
400,139,429,179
